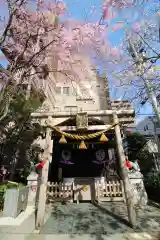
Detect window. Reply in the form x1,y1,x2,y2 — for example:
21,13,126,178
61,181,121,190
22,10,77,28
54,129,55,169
65,106,78,112
155,122,160,128
72,87,77,96
53,107,60,112
55,87,61,94
144,125,148,131
63,87,70,95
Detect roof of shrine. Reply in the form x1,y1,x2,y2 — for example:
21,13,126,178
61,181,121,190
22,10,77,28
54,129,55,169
56,117,105,127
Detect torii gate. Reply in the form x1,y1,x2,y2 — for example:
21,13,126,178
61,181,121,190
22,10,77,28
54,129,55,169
31,109,136,229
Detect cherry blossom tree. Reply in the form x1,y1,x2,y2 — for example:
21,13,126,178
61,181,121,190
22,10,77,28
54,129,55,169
109,3,160,113
0,0,143,120
0,0,146,90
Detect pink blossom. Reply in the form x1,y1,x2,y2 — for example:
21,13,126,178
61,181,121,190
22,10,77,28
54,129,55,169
102,5,115,20
0,0,123,97
104,0,114,5
110,47,119,57
112,22,124,31
132,22,141,33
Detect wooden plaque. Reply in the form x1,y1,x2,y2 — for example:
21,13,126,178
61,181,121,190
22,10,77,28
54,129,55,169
76,113,88,130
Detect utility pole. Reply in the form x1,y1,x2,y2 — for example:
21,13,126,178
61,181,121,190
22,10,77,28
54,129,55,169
128,39,160,124
149,116,160,171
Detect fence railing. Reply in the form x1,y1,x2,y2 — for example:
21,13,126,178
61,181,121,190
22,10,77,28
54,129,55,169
47,182,74,203
47,180,125,203
95,180,125,202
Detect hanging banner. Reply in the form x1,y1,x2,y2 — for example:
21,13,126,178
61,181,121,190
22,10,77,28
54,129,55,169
60,150,74,164
93,149,106,164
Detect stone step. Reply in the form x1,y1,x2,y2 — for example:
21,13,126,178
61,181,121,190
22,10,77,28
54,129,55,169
0,233,159,240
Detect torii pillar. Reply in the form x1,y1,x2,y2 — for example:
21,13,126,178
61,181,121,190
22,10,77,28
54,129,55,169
113,113,136,227
35,123,53,229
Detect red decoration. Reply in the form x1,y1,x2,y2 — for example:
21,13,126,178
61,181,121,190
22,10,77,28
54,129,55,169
126,160,132,169
31,185,37,192
126,130,132,134
36,161,45,169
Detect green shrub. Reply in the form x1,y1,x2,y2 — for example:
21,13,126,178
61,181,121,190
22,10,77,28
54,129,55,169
144,172,160,188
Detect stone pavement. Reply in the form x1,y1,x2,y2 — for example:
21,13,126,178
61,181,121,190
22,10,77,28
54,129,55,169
40,202,160,235
0,202,159,239
0,232,159,240
0,206,35,226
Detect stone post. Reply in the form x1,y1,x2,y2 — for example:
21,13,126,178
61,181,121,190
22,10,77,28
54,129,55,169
128,171,148,206
27,171,38,206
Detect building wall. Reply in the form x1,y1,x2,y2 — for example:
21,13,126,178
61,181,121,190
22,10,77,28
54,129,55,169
41,18,110,122
135,117,155,136
53,76,109,110
41,55,110,125
128,117,160,136
127,116,160,154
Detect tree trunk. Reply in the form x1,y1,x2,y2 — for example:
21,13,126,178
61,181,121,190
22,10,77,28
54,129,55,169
113,113,136,227
35,128,53,229
26,81,32,100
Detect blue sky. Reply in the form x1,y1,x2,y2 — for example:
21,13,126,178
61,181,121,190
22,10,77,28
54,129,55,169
65,0,157,122
0,0,156,123
62,0,155,122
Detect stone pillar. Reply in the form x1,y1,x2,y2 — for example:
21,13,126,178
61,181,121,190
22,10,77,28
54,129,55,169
113,113,136,227
27,171,38,206
128,172,148,206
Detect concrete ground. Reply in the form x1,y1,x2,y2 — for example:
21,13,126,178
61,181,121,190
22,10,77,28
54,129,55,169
0,233,160,240
0,202,159,239
40,202,160,235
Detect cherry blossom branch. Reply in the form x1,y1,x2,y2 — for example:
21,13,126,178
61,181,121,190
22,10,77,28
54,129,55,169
0,0,26,47
137,33,160,57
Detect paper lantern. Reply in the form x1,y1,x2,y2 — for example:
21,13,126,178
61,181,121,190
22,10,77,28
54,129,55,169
100,133,109,142
79,141,87,149
59,135,67,144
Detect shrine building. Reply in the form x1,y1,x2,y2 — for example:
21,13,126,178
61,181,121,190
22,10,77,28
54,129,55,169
31,56,135,204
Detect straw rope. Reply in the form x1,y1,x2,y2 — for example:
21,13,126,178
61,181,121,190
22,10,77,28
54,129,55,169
45,122,118,140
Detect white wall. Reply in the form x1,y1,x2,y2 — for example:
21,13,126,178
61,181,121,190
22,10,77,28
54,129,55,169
41,55,109,125
53,77,107,112
127,117,160,136
126,116,160,154
135,117,155,136
136,117,160,136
